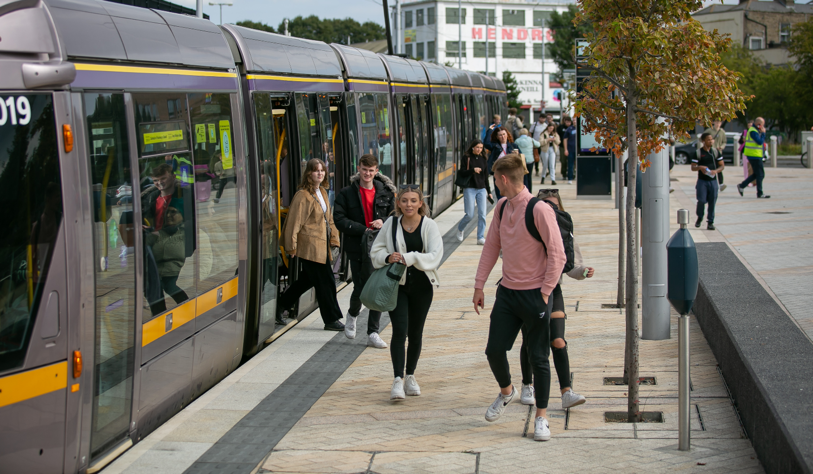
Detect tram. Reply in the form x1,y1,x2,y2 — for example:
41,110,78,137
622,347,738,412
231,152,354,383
0,0,507,472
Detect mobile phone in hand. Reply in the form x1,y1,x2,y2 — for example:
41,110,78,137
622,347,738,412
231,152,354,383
583,268,589,278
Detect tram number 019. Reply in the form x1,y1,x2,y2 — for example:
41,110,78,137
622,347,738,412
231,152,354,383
0,96,32,126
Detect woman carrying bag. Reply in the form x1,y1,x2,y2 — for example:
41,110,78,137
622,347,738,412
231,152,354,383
483,125,520,200
279,158,345,331
540,124,561,185
455,139,493,245
370,185,443,400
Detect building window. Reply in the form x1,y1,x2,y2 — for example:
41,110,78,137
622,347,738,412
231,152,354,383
446,7,466,24
428,7,435,25
406,43,413,58
749,36,763,50
473,42,496,58
502,9,525,26
533,43,553,59
427,40,436,59
446,41,466,58
474,8,495,25
780,23,791,43
405,11,413,28
533,10,552,27
417,9,424,26
503,42,525,59
417,42,425,59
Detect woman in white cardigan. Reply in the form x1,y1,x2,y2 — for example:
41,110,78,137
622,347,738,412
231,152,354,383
370,184,444,400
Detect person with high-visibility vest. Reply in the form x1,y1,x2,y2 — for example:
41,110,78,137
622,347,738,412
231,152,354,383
736,117,771,199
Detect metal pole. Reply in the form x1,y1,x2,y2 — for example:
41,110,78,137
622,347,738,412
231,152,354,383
541,19,546,115
218,4,222,25
382,0,394,56
284,19,289,36
770,135,777,168
807,137,813,168
196,0,202,18
485,10,489,75
642,146,671,340
396,0,401,54
679,313,691,451
734,141,740,167
458,0,462,68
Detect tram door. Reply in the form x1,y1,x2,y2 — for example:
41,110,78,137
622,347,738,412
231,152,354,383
395,94,410,187
84,92,137,460
326,94,351,281
410,95,433,201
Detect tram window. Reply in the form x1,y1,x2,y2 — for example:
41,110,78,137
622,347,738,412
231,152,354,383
475,95,487,140
432,94,452,171
395,95,409,186
358,93,378,159
189,93,239,295
133,93,195,319
0,94,62,372
317,94,336,208
271,99,292,208
84,92,136,456
344,93,359,176
375,95,392,178
294,93,321,171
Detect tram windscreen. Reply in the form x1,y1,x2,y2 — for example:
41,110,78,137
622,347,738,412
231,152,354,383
0,93,63,371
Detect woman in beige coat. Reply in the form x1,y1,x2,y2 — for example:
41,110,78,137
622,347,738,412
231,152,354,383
279,158,345,331
540,124,561,185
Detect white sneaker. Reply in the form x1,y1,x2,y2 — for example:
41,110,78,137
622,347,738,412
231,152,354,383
720,184,728,192
344,314,356,339
391,377,405,400
561,389,586,409
456,229,464,242
567,180,573,184
477,238,486,245
485,386,517,422
368,332,388,348
404,374,421,396
520,384,535,405
533,416,551,441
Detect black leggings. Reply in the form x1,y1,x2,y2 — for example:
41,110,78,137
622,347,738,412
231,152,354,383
278,257,343,324
389,271,433,378
521,285,570,391
216,176,235,199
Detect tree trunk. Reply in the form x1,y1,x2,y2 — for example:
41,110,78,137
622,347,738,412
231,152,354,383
625,99,641,423
619,154,628,384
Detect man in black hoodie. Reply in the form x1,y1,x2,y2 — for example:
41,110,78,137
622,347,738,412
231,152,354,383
334,154,396,348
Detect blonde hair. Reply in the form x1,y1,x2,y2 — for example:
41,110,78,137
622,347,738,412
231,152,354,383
538,189,565,211
520,128,529,136
394,186,430,217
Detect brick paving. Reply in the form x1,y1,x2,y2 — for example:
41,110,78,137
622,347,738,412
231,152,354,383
260,173,763,473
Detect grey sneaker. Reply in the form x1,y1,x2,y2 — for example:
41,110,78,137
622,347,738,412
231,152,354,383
520,384,535,406
561,389,586,409
368,332,388,349
456,229,464,242
720,184,727,192
404,374,421,396
485,386,517,422
391,377,405,400
533,416,551,441
477,238,486,245
344,314,357,339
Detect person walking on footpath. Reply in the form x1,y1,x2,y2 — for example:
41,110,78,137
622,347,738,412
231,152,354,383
739,120,755,186
563,118,577,184
736,117,771,199
484,125,520,201
557,117,570,180
370,185,443,400
456,139,493,245
530,115,547,176
279,158,345,331
692,133,725,230
472,154,567,442
515,128,541,193
540,124,561,185
334,153,396,347
518,189,591,411
703,119,727,191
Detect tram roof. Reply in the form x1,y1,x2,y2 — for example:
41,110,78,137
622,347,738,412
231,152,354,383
45,0,233,69
377,55,428,85
481,74,496,91
223,25,342,78
444,67,472,88
330,44,388,82
420,62,451,86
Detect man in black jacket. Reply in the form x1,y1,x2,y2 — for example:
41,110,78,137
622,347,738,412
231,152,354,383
334,154,396,348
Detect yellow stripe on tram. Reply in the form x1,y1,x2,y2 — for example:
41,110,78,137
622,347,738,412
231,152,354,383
391,82,429,89
438,166,455,181
196,278,239,316
247,74,343,84
0,361,68,408
347,79,389,86
74,63,237,78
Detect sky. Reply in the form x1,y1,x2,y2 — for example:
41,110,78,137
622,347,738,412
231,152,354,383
180,0,758,29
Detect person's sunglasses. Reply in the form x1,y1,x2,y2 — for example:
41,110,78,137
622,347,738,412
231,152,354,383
538,188,559,195
399,184,421,191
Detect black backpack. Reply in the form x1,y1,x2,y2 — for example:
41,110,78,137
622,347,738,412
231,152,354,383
499,197,575,274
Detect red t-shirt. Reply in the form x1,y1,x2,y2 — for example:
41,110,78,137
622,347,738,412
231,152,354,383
154,194,172,230
360,186,375,228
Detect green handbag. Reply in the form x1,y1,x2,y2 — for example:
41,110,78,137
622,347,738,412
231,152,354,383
360,220,406,312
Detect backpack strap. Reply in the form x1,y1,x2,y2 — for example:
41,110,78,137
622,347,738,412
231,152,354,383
498,199,508,221
524,198,546,250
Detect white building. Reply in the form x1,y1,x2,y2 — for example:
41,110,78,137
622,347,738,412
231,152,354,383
395,0,575,119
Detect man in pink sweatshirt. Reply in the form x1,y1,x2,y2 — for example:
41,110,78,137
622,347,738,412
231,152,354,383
472,154,567,442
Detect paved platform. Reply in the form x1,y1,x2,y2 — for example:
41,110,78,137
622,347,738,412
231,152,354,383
103,172,769,474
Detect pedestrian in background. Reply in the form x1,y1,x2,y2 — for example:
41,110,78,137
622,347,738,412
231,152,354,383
736,117,771,199
540,124,561,186
692,133,724,230
703,119,727,191
370,185,443,401
530,115,547,176
484,125,520,201
557,117,570,180
456,139,493,245
739,120,754,186
515,128,541,193
563,118,577,184
333,153,396,347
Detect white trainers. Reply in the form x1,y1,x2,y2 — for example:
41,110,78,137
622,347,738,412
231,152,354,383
485,386,517,422
561,389,586,409
477,238,486,245
344,314,357,339
533,416,551,441
520,384,535,405
456,229,464,242
720,184,728,192
404,374,421,396
567,180,573,184
391,377,405,400
368,332,388,348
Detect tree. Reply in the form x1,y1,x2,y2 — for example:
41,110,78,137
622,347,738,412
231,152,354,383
236,20,275,33
502,71,522,109
548,5,592,79
574,0,748,422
